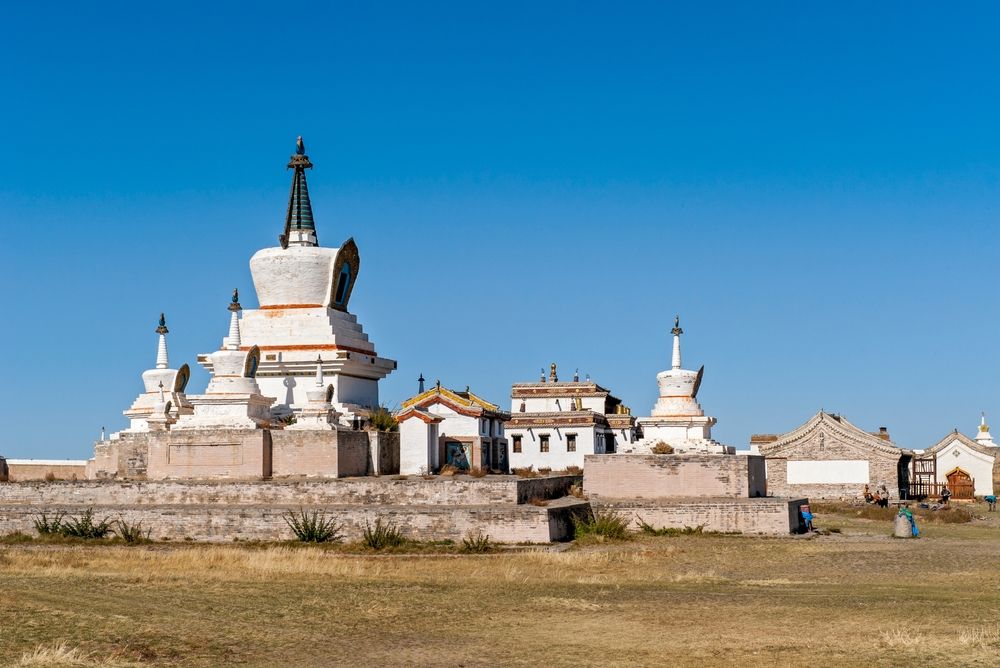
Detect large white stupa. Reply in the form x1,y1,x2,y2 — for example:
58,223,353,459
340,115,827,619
623,317,733,454
199,138,396,423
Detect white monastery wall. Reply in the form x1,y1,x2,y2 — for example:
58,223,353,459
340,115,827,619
508,427,599,470
785,460,870,485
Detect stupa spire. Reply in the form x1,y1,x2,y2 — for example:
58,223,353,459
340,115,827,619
671,315,683,370
280,136,317,249
226,289,242,350
155,313,169,369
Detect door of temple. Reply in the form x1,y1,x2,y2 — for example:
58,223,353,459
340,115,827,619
945,468,974,500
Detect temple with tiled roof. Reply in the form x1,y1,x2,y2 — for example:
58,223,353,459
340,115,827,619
397,379,511,474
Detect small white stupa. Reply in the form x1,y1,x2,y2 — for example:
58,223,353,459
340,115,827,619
122,313,193,431
284,355,341,430
976,412,996,447
176,291,275,430
624,316,733,455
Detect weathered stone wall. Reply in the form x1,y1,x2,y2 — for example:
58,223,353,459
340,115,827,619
592,498,806,535
765,455,900,500
583,454,766,499
0,476,581,508
270,430,371,478
0,477,587,543
147,429,271,480
0,502,583,543
367,431,400,476
4,462,88,481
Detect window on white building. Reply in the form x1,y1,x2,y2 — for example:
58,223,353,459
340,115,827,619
566,434,577,452
540,435,550,453
512,435,522,453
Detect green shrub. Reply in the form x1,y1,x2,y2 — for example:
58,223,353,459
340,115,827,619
59,509,113,539
367,406,399,432
33,511,65,535
114,517,151,544
461,529,493,553
638,519,704,536
362,517,405,550
573,509,631,541
283,509,344,543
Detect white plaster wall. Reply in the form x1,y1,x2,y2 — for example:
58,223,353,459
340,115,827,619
935,441,996,495
249,246,338,307
400,420,437,475
787,460,869,484
507,427,603,470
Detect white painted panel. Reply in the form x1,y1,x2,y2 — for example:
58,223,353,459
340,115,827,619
787,460,869,484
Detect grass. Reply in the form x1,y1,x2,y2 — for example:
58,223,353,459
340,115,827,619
3,506,1000,666
638,520,705,536
461,529,492,553
812,501,972,523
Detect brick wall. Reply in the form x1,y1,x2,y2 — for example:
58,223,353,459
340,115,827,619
4,463,88,481
0,476,581,508
0,477,588,543
583,454,766,500
593,498,805,535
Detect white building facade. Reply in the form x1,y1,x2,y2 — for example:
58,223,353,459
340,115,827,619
505,364,634,471
396,382,510,475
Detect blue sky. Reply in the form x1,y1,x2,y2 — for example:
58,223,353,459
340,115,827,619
3,2,1000,457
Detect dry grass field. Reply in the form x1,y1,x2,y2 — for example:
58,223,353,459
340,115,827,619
2,503,1000,667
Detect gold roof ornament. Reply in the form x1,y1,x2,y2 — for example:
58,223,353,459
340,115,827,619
550,362,558,383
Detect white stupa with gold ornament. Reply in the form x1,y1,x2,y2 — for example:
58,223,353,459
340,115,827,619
623,316,734,455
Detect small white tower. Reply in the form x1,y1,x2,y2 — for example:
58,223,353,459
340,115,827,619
122,313,192,432
976,412,996,447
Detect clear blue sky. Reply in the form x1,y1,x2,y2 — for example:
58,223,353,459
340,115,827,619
3,2,999,458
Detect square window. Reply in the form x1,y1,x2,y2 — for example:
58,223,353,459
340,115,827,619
540,435,550,453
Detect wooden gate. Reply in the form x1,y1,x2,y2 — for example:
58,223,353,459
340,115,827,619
945,468,975,500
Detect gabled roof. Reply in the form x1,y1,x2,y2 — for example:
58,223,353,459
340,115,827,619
395,407,445,424
924,430,998,458
400,385,509,419
755,411,911,459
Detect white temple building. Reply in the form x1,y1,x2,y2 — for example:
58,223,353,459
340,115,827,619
621,317,734,455
201,137,396,425
916,414,999,498
504,364,635,471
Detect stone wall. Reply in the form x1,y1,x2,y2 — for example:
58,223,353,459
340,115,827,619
270,430,371,478
147,429,271,479
0,476,580,507
765,456,901,500
583,454,767,500
367,431,400,476
4,461,88,481
592,498,806,535
0,477,586,543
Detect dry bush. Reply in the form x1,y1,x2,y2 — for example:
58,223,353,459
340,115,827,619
439,464,460,477
565,465,583,475
17,642,141,667
569,483,586,499
527,496,549,507
467,466,487,478
44,472,57,482
513,466,539,478
650,441,674,454
538,467,552,475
